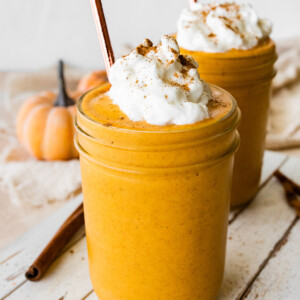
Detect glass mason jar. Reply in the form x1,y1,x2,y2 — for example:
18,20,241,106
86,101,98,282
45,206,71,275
180,39,277,207
75,83,240,299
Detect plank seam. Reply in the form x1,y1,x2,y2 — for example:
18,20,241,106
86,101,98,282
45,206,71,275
1,280,27,300
81,289,94,300
0,250,23,266
1,232,86,299
238,215,299,300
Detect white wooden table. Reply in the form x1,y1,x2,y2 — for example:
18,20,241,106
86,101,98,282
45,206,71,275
1,151,299,300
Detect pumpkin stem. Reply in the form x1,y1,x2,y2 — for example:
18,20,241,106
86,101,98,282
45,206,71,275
54,60,75,107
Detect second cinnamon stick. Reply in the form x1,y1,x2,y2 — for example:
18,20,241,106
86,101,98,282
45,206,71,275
274,170,300,217
25,203,84,281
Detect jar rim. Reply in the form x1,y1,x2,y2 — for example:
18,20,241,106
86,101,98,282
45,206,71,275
77,83,238,135
179,38,276,60
74,131,240,173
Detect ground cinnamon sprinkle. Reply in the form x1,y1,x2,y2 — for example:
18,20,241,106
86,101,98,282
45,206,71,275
201,3,240,24
218,15,239,34
208,33,216,38
181,67,189,78
207,97,227,109
170,47,178,56
178,55,195,69
219,3,236,11
166,79,190,92
136,39,156,56
201,10,209,20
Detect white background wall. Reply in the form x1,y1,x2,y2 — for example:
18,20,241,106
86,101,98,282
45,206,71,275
1,0,299,70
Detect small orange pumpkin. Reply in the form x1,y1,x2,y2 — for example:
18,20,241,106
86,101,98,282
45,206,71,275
76,70,107,94
16,61,78,160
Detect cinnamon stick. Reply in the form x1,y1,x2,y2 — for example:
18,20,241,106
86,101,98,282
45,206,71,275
274,170,300,217
25,203,84,281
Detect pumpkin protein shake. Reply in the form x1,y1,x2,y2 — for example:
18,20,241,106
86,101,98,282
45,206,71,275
178,2,277,207
76,36,240,299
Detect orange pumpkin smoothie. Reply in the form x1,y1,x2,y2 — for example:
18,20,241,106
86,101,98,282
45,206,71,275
181,39,276,207
75,82,240,299
177,2,277,207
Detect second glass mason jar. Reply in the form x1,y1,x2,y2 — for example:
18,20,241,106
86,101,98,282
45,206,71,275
75,83,240,299
181,39,277,207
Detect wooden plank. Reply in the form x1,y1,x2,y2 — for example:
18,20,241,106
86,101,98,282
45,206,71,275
260,151,287,185
0,151,292,299
219,156,299,299
0,195,83,299
0,195,65,250
241,156,300,299
5,237,93,300
244,220,300,300
229,150,287,221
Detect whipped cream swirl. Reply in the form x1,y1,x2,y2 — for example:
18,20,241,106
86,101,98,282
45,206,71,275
177,2,272,53
107,35,212,126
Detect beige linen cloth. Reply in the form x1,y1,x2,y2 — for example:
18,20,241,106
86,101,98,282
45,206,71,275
0,38,300,207
267,37,300,149
0,65,85,207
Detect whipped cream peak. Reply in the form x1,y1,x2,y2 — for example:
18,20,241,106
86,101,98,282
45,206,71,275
107,35,212,126
177,2,272,52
